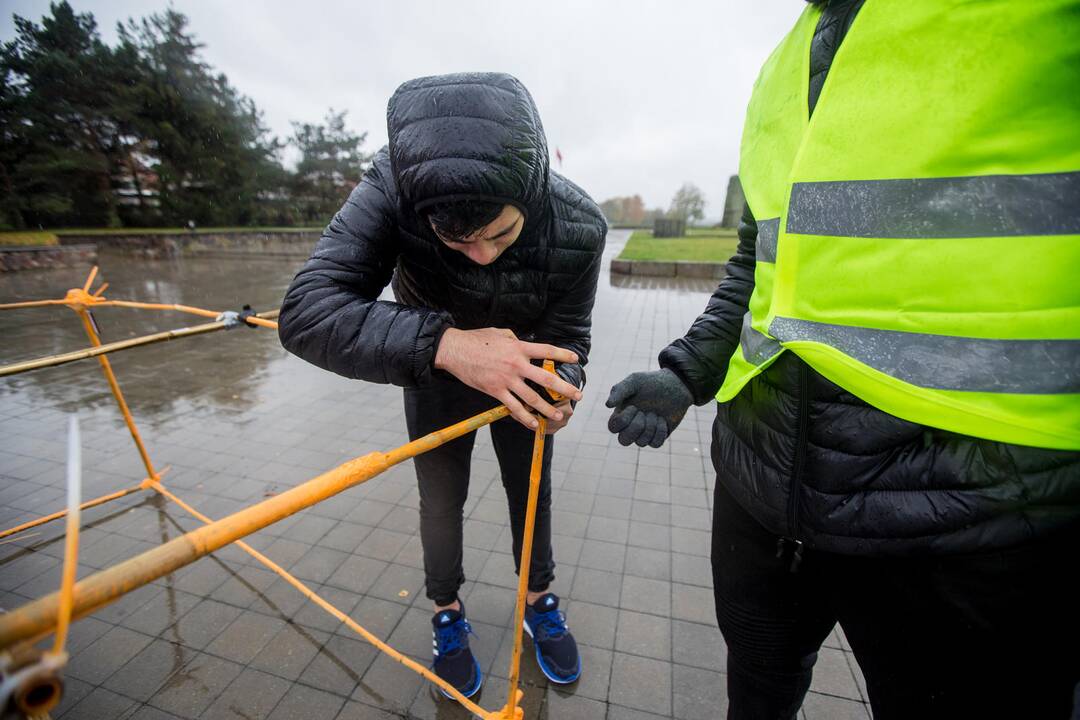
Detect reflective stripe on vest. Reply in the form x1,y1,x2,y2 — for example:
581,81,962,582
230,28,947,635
719,0,1080,450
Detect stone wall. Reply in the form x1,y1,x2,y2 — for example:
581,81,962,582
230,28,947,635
0,244,98,272
58,230,321,259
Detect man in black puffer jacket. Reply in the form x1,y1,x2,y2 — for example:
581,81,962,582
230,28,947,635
606,2,1080,719
279,72,605,697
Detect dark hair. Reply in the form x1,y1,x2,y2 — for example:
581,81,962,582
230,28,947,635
426,198,504,241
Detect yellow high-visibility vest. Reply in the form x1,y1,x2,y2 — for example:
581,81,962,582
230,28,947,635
719,0,1080,450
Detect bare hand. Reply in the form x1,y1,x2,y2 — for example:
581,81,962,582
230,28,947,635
434,327,582,429
545,400,574,434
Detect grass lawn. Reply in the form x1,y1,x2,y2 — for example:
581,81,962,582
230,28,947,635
617,228,739,263
50,226,322,235
0,231,59,246
1,227,324,244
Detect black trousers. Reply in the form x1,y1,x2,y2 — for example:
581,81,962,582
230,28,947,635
711,476,1080,720
404,376,555,605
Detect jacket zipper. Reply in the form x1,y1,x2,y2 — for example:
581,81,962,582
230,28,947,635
777,359,810,572
486,266,501,325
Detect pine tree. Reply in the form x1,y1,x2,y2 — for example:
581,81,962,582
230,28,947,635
290,109,370,223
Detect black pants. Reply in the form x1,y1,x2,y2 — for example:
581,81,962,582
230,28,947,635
711,479,1080,720
404,376,555,605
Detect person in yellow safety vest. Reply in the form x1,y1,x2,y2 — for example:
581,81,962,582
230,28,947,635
606,1,1079,718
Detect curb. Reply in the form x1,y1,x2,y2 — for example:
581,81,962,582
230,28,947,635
610,258,726,279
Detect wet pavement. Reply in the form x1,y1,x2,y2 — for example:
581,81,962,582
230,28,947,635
0,232,869,719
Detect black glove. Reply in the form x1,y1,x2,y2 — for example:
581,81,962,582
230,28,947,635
605,368,694,447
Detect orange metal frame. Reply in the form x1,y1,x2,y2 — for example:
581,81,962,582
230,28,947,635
0,267,556,720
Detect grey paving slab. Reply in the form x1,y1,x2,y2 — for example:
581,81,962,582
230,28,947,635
0,233,872,718
200,667,292,720
610,652,673,716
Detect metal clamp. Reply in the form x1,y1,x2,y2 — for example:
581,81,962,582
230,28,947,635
216,305,257,330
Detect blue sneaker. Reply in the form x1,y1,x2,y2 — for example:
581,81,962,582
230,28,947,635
523,593,581,684
432,605,482,698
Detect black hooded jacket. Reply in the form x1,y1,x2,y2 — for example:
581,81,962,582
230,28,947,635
660,0,1080,555
278,73,606,391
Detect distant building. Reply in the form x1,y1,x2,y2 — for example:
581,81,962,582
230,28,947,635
721,175,744,228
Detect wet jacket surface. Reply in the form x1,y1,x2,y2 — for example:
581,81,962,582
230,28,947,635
278,73,606,390
660,0,1080,554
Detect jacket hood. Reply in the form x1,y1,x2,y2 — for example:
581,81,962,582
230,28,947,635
387,72,550,222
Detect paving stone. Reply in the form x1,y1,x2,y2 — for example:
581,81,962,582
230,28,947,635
616,610,672,660
148,652,242,718
289,545,350,584
354,527,413,562
334,700,399,719
214,564,280,607
50,675,93,719
265,682,345,720
671,583,714,625
205,611,287,664
67,624,154,685
464,581,517,627
628,521,671,552
670,528,710,557
624,546,671,581
58,686,137,720
633,483,671,504
119,587,201,636
586,515,630,545
302,633,379,695
671,553,712,588
329,555,390,595
319,521,373,554
551,509,589,538
477,549,518,589
673,663,728,719
809,646,862,701
102,638,193,701
200,667,291,720
354,653,425,714
571,566,623,607
248,622,328,680
167,598,243,650
578,540,626,572
366,562,425,605
802,691,871,720
344,595,409,639
621,576,671,617
672,620,726,672
127,706,185,720
606,706,672,720
564,600,618,649
610,652,672,716
572,643,613,701
545,691,608,720
290,583,362,633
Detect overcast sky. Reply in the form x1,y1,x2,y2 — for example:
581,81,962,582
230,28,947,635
2,1,805,219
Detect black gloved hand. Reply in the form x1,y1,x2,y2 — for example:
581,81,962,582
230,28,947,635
605,368,694,447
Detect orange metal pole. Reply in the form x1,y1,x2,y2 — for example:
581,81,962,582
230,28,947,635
98,300,278,329
0,309,281,378
0,405,509,649
0,299,66,310
0,484,144,541
502,419,546,720
73,308,159,483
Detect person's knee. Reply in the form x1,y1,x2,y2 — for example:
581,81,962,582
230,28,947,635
418,496,467,521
